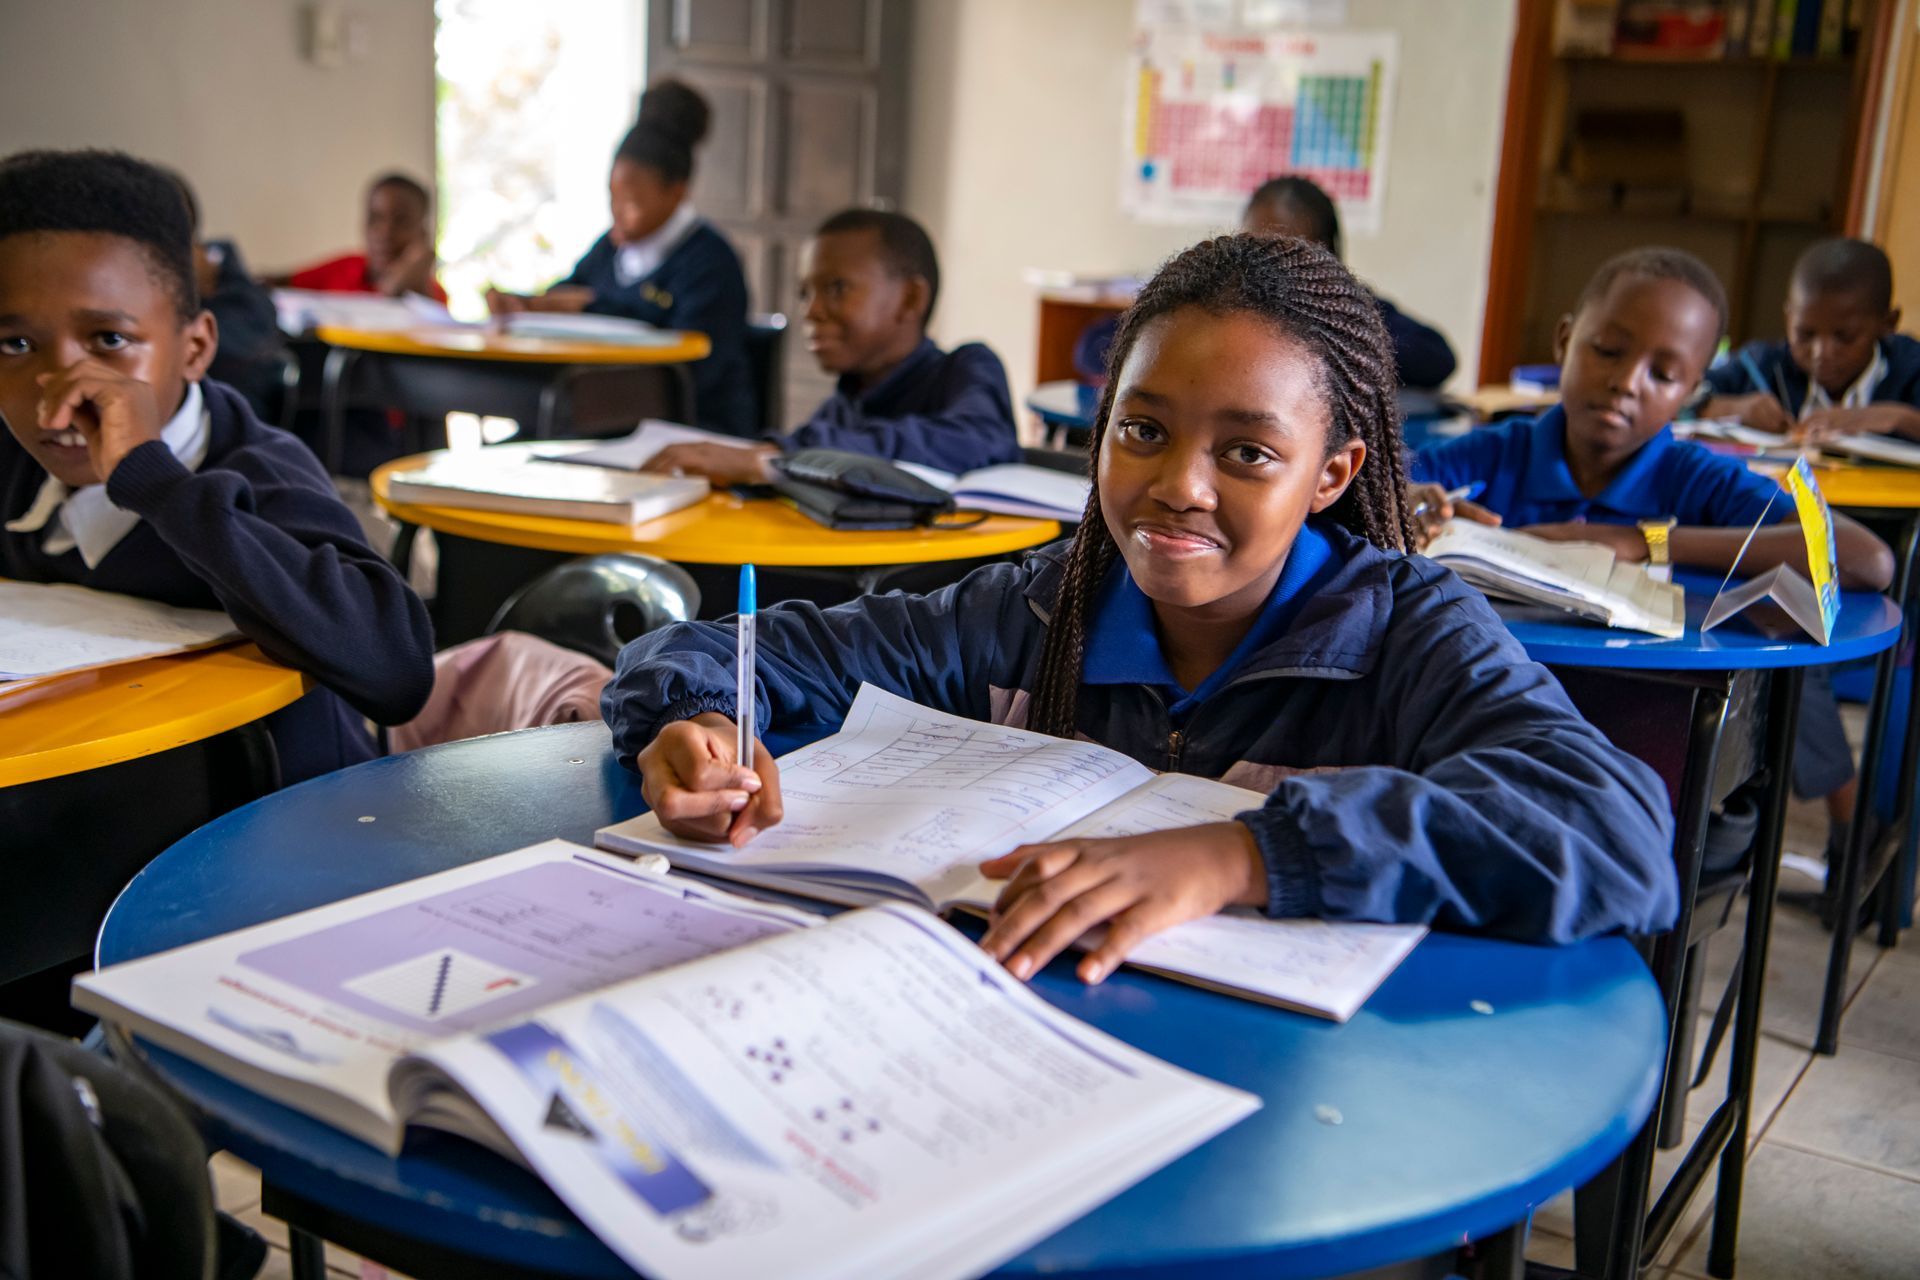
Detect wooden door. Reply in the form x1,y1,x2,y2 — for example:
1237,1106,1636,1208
647,0,913,422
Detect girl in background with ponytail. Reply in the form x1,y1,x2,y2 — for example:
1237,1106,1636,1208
489,78,754,436
602,234,1679,980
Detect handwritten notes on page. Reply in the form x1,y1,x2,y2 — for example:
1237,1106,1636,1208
0,581,238,682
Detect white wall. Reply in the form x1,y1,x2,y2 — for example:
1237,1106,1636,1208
0,0,436,273
906,0,1517,406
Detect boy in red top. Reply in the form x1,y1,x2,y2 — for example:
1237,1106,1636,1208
282,172,446,303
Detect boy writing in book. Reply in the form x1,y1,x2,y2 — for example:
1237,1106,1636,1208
1410,246,1893,875
602,234,1678,984
638,209,1020,483
0,149,434,783
1700,238,1920,443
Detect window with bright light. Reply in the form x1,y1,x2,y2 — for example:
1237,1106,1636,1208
433,0,645,322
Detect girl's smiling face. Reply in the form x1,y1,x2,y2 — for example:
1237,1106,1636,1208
1098,307,1363,621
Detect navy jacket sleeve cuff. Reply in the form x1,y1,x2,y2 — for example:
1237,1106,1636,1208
104,439,195,514
1237,806,1323,918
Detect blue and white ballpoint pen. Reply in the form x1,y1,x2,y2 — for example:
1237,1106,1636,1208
736,564,757,768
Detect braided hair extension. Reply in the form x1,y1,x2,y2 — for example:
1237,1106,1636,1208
1026,233,1414,740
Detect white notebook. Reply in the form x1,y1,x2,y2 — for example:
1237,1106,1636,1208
596,684,1426,1021
0,580,238,682
76,840,1255,1280
499,312,681,346
898,461,1091,521
1424,520,1687,638
547,420,754,472
385,454,709,524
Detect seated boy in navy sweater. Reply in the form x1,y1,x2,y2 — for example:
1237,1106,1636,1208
641,209,1020,483
0,149,434,784
1412,246,1893,866
1701,238,1920,443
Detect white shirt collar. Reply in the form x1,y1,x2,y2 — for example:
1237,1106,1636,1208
613,202,700,287
1802,343,1889,416
3,381,209,568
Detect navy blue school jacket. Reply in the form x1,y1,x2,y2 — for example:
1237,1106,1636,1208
1411,406,1788,529
1377,295,1457,391
603,522,1679,944
0,379,434,784
1703,333,1920,413
780,338,1021,473
562,223,755,438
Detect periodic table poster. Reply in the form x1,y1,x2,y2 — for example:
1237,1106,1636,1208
1124,26,1399,233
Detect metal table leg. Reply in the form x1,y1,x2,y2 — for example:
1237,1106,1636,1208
1707,666,1805,1277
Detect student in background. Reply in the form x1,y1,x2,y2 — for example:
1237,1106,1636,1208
166,171,288,422
1411,246,1893,873
488,79,754,437
604,234,1678,979
279,172,447,303
639,209,1020,482
1243,175,1457,391
1701,238,1920,442
0,150,434,784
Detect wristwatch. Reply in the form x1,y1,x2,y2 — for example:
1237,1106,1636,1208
1638,517,1677,567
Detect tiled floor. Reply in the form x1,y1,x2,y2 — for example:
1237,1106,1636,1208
1521,757,1920,1280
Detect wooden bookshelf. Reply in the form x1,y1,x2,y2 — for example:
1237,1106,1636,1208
1478,1,1899,382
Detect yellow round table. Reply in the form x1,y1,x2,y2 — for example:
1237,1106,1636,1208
311,325,711,366
1805,463,1920,511
370,446,1063,567
312,326,712,475
0,642,308,788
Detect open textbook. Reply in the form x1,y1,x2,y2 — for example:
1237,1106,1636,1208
1423,520,1687,638
549,422,1091,521
597,685,1426,1020
75,840,1255,1280
0,580,238,683
1683,417,1920,469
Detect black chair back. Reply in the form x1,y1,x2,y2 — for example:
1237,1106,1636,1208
746,315,789,433
487,554,703,667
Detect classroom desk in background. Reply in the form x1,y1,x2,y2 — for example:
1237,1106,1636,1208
371,444,1063,645
0,643,307,1021
97,722,1667,1280
311,326,712,476
1460,383,1559,422
1499,586,1900,1280
1025,379,1097,447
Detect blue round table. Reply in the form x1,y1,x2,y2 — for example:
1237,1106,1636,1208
1494,580,1899,1277
1025,380,1098,444
98,723,1667,1280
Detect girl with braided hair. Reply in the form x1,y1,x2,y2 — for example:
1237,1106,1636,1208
603,234,1677,986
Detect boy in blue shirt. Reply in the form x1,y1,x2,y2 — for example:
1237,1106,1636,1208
639,209,1020,484
0,149,433,784
1413,246,1893,873
1701,238,1920,443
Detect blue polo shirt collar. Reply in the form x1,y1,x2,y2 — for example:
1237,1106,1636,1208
1082,519,1337,717
1526,404,1676,517
835,337,940,407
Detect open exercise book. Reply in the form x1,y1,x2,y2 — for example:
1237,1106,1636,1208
1423,520,1686,638
0,580,238,683
75,841,1254,1280
597,685,1427,1020
1683,418,1920,469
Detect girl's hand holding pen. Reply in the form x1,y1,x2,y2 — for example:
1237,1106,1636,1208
637,713,784,847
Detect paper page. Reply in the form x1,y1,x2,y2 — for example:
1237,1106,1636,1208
552,420,757,472
597,685,1155,900
409,903,1257,1280
0,581,238,680
503,312,676,345
74,842,816,1152
271,288,455,334
893,461,959,491
1830,432,1920,468
1428,521,1684,638
949,773,1425,1020
949,464,1091,520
